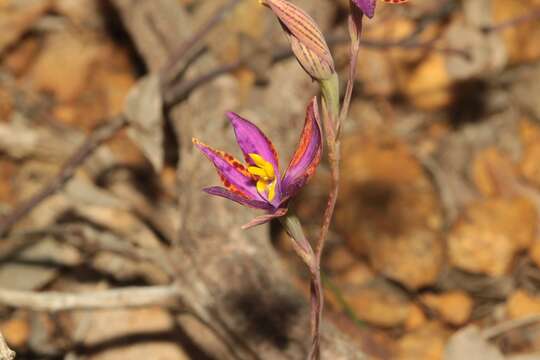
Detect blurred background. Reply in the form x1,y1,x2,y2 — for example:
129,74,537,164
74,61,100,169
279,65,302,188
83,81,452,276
1,0,540,359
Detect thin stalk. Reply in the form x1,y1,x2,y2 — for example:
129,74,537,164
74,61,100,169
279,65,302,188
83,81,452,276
309,11,363,359
308,81,340,360
307,268,323,360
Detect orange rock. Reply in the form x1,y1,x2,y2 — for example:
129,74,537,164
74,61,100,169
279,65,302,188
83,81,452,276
448,197,537,276
519,119,540,188
493,0,540,64
0,87,12,121
405,304,427,331
398,321,450,360
519,119,540,147
405,53,452,110
0,160,15,204
336,134,443,289
521,143,540,189
449,221,514,277
48,39,136,130
420,291,473,326
529,238,540,269
344,283,412,327
1,35,40,76
0,0,51,53
324,246,360,275
26,31,102,102
356,12,445,98
334,261,375,287
0,313,30,348
472,147,516,197
506,290,540,319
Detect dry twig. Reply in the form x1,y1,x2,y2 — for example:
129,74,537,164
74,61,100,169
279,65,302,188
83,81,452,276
0,286,182,312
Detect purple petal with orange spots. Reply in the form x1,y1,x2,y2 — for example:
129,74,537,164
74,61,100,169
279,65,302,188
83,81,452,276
282,97,322,200
193,138,259,200
203,187,273,210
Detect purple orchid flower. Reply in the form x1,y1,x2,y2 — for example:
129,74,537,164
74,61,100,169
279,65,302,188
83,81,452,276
193,97,322,229
352,0,376,18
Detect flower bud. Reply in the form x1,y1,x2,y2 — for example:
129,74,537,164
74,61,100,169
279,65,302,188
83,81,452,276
351,0,376,18
261,0,335,81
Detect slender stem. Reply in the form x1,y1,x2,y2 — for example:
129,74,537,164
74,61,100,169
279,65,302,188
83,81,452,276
308,78,341,360
309,10,365,359
307,269,323,360
338,41,360,133
278,214,322,360
315,142,339,266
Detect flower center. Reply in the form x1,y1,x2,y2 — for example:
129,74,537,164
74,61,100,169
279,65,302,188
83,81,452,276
247,153,277,201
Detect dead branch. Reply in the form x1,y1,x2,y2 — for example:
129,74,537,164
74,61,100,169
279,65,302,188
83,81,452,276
0,285,182,312
0,115,127,237
482,314,540,340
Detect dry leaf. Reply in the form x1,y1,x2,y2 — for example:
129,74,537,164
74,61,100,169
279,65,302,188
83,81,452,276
399,321,450,360
124,74,164,173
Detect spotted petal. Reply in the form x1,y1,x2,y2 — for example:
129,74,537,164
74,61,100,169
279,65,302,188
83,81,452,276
193,138,259,200
281,97,322,200
352,0,376,18
203,187,273,210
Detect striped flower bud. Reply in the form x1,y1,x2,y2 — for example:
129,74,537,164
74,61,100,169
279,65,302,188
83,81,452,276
261,0,335,81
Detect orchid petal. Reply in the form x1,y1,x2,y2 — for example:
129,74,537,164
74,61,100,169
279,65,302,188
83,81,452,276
227,112,282,205
193,138,259,199
282,97,323,200
352,0,376,18
203,187,273,211
227,112,279,169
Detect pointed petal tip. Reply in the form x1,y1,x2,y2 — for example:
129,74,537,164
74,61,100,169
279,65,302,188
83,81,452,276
281,97,323,199
352,0,376,18
203,186,273,210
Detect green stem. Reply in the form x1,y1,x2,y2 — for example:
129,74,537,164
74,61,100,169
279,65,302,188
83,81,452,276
279,213,314,269
320,73,340,122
